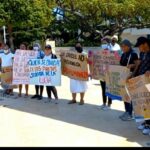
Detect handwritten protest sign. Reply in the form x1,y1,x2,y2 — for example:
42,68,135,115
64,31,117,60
13,50,38,85
28,59,61,86
1,66,18,89
126,75,150,120
89,50,121,80
61,51,88,81
105,65,130,101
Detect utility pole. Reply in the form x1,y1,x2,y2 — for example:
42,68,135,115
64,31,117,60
3,26,6,44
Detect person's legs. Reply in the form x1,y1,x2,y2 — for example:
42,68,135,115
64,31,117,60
18,84,22,97
37,86,44,100
100,81,107,106
51,86,58,99
31,85,39,99
121,102,134,121
79,92,85,105
25,84,29,96
40,86,44,97
35,85,39,95
108,97,112,107
68,93,77,104
46,86,52,99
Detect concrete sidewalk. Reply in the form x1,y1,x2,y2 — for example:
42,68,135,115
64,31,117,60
0,76,149,147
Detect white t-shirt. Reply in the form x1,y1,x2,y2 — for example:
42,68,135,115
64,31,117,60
0,53,14,67
43,54,52,59
110,43,121,51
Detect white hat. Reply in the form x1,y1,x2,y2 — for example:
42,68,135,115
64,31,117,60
112,35,118,41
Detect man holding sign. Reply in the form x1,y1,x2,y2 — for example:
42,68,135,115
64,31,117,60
132,37,150,135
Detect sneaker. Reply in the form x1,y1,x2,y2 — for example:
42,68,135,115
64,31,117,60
119,112,128,119
121,113,134,121
98,104,106,109
31,95,38,99
138,122,146,130
37,96,43,100
102,106,111,111
142,125,150,135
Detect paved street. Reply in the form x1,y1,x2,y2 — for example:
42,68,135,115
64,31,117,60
0,76,149,147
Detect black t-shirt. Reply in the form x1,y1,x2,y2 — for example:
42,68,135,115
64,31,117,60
120,50,138,72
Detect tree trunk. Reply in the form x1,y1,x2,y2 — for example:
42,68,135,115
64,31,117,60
8,24,14,50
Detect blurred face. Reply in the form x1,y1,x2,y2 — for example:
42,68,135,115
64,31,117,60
4,45,10,54
45,47,52,56
138,43,149,52
121,44,130,53
112,38,117,44
20,44,26,50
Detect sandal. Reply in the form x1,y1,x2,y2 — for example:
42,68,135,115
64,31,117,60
68,100,77,104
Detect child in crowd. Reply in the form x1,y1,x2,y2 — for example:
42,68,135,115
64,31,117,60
44,44,59,103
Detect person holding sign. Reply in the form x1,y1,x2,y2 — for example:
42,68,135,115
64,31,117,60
119,39,138,121
18,43,30,98
44,44,59,103
68,43,88,105
133,37,150,135
31,43,45,100
0,44,14,95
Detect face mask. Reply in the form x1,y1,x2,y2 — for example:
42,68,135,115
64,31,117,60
75,46,83,53
4,49,9,54
33,47,39,51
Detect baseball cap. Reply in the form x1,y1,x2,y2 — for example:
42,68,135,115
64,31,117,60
45,45,52,49
135,37,148,47
121,39,132,48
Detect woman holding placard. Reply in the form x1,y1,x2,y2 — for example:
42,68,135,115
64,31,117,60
68,43,88,105
119,39,138,121
18,43,29,98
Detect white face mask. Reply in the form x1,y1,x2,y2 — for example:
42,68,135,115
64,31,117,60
4,49,9,54
33,47,39,51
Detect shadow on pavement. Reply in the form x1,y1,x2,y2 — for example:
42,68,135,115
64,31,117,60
0,91,149,147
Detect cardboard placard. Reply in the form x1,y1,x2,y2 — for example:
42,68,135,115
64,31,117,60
29,59,61,86
13,50,38,85
126,75,150,120
89,50,121,80
1,66,18,89
61,51,88,81
105,65,130,101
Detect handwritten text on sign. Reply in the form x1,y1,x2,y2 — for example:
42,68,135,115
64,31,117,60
61,51,88,81
13,50,38,84
89,50,121,80
28,59,61,86
105,65,130,101
126,75,150,120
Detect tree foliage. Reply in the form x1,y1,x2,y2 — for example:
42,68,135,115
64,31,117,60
51,0,150,46
0,0,150,47
0,0,55,48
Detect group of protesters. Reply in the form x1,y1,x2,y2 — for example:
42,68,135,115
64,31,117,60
99,35,150,136
0,35,150,136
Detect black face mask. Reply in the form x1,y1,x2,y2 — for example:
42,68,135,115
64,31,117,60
75,46,83,53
